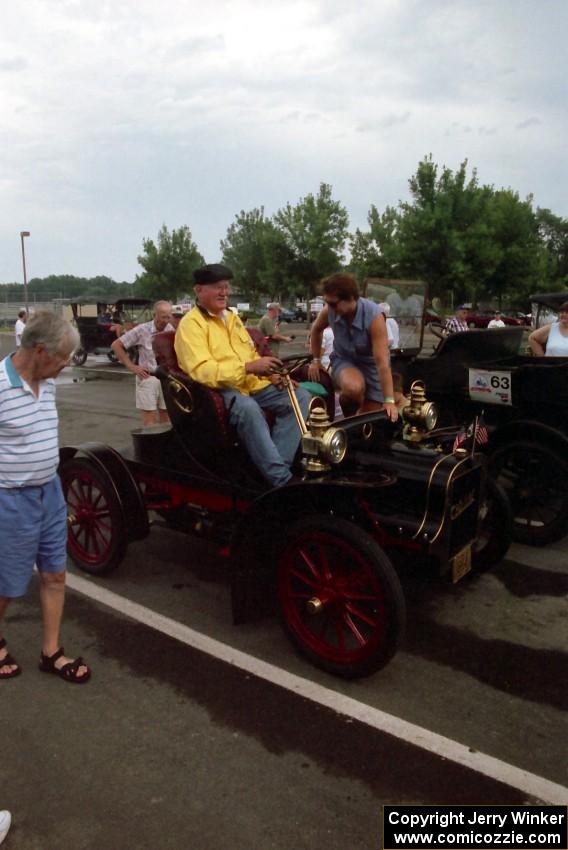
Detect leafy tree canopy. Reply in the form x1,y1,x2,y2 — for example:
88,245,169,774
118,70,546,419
135,224,204,301
274,183,350,294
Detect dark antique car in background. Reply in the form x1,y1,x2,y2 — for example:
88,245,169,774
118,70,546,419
58,329,510,679
387,287,568,546
70,297,153,366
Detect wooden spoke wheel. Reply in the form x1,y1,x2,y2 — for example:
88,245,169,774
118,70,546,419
277,516,405,678
60,458,126,574
490,440,568,545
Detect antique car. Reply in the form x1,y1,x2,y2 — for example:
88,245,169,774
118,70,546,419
69,297,153,366
58,328,510,680
391,289,568,546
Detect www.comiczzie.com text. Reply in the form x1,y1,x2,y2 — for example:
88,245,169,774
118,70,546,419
383,805,567,849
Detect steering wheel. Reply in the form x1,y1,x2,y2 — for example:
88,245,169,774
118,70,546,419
428,321,448,341
277,353,312,376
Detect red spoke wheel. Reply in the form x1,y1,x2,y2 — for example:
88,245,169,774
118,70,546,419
490,441,568,546
277,516,405,678
59,458,126,574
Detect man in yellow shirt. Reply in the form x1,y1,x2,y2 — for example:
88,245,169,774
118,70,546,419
175,264,310,487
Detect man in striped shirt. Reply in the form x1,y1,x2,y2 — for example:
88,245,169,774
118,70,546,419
445,305,469,334
0,312,91,683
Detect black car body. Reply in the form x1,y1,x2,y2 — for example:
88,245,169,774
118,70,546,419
59,327,510,679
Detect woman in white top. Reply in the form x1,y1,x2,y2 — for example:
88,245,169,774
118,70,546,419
528,301,568,356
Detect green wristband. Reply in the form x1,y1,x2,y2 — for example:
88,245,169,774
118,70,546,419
384,396,395,404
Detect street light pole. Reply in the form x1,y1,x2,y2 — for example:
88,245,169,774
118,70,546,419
20,230,30,312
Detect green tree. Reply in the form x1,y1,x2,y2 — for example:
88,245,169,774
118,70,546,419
535,208,568,289
135,225,204,301
391,156,543,306
274,183,350,294
348,205,400,282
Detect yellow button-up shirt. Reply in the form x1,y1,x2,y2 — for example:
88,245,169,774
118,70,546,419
174,306,270,395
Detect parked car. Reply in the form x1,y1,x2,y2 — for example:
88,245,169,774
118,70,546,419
278,308,298,323
464,312,525,329
59,333,510,680
394,290,568,546
70,297,153,365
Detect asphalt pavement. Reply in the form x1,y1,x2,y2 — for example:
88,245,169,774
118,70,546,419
1,332,567,849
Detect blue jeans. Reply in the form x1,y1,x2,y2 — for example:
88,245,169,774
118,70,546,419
221,384,311,487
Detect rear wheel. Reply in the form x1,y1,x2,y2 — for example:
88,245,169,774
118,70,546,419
490,441,568,545
60,458,127,574
277,516,405,678
72,348,87,366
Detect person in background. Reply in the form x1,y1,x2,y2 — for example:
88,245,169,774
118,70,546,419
487,310,505,329
175,264,310,487
445,305,469,334
320,325,334,369
379,302,400,349
308,273,398,420
14,310,27,347
0,312,91,684
111,300,174,426
0,810,11,845
170,306,185,330
529,301,568,356
258,303,293,357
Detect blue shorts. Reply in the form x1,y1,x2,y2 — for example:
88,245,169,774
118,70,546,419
330,355,384,402
0,477,67,598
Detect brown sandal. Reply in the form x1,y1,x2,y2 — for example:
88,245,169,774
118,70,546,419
0,637,21,679
39,647,91,684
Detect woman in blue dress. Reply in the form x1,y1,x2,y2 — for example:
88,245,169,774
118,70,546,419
308,273,398,421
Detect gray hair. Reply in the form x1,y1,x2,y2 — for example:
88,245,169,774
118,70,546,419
379,301,391,316
153,300,172,314
21,311,80,354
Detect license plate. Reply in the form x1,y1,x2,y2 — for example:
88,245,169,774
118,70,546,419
452,544,472,583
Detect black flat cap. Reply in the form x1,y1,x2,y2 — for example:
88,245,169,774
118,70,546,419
193,263,234,284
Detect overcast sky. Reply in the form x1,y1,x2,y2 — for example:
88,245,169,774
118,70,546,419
1,0,566,284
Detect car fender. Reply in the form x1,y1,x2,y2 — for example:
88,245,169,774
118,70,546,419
488,420,568,463
230,482,375,624
59,443,149,543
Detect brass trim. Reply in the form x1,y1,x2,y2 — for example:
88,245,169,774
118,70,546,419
429,456,476,544
168,377,194,414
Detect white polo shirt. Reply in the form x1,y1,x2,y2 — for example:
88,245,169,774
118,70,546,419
0,354,59,488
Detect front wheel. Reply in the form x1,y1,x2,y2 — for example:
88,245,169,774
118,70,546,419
59,458,127,574
277,516,406,678
490,440,568,545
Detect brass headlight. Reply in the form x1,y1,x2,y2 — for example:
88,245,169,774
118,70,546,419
402,381,438,442
422,401,438,431
321,427,348,464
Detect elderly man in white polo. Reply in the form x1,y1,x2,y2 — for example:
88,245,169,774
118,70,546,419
0,312,91,683
111,300,175,426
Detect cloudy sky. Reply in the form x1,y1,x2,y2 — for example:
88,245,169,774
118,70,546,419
1,0,566,284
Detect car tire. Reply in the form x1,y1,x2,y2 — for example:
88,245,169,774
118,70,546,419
72,348,88,366
471,478,512,570
277,515,406,678
60,458,127,574
489,440,568,546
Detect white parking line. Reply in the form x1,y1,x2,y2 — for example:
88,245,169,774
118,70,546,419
67,572,568,805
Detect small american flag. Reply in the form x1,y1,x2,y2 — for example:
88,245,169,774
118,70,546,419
453,414,489,451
